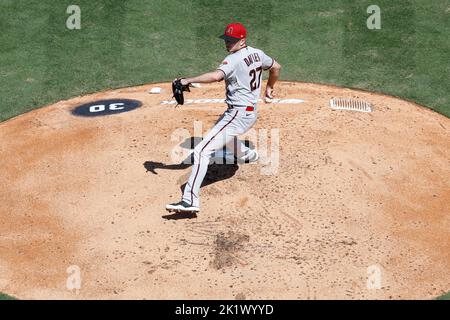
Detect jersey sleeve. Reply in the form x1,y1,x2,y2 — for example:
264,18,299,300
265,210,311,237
217,58,235,78
261,51,274,70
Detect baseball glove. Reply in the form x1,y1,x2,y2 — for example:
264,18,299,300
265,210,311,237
172,78,191,106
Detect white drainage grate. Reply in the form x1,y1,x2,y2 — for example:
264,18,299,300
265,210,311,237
330,98,372,113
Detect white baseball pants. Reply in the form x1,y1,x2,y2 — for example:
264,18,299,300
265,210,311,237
182,106,257,208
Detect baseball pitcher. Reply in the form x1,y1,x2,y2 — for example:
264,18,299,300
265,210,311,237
166,22,281,214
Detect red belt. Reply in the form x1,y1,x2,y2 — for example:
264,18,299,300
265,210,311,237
228,105,255,111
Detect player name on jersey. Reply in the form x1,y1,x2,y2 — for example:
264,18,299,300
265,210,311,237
244,53,261,67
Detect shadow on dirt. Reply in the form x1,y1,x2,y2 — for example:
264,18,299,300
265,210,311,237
161,211,198,220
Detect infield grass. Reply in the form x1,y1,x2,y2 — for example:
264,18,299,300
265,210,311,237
436,291,450,300
0,292,16,300
0,0,449,121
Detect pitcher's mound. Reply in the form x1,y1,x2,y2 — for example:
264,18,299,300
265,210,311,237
0,81,449,299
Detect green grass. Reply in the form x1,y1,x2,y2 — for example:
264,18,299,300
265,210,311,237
436,291,450,300
0,0,449,121
0,292,16,300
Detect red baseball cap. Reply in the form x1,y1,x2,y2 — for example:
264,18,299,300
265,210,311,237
219,23,247,42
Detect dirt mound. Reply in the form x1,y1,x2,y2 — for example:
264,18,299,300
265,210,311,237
0,81,449,299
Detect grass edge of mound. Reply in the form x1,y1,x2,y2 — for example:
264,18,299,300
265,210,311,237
436,291,450,300
0,289,448,300
1,80,448,126
0,292,17,300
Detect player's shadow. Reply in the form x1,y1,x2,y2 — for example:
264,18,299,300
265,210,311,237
143,157,239,190
143,137,254,220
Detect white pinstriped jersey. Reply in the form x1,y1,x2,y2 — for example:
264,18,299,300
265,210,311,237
217,46,274,107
